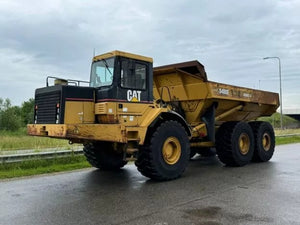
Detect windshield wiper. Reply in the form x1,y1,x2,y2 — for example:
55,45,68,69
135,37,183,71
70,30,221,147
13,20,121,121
101,59,113,76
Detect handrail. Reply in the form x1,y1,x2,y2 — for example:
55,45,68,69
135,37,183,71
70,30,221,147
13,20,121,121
46,76,90,87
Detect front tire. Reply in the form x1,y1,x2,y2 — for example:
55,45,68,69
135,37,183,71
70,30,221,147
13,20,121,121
216,121,254,166
83,142,127,170
135,120,190,181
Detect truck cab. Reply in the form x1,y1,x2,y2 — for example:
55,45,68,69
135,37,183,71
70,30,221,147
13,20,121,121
31,51,156,126
90,51,153,104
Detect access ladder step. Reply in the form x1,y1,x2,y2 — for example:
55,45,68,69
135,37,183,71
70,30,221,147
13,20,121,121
126,148,139,154
127,138,140,142
126,156,137,161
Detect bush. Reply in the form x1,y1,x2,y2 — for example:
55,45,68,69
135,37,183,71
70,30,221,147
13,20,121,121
0,97,34,131
0,106,23,131
21,98,34,125
258,113,300,129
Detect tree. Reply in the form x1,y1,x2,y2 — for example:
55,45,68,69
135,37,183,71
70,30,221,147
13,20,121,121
0,98,11,111
0,98,36,131
0,104,22,131
21,98,34,125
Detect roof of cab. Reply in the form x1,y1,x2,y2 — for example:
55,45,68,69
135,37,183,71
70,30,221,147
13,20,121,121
93,50,153,63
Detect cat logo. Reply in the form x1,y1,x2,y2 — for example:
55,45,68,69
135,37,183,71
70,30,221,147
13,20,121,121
127,90,141,102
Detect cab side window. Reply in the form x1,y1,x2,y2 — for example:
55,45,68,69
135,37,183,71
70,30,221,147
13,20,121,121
121,60,146,90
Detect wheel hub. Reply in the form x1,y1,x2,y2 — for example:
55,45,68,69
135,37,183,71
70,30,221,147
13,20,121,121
239,133,250,155
262,133,271,151
162,137,181,165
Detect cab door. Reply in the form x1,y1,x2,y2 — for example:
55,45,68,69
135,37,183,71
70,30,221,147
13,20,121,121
119,58,152,103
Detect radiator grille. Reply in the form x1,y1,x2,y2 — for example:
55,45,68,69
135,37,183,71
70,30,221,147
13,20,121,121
35,91,61,124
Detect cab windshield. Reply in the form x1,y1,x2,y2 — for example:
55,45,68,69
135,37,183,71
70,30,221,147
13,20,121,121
90,57,115,87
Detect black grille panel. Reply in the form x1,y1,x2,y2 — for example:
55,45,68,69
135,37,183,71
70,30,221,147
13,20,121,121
35,91,61,124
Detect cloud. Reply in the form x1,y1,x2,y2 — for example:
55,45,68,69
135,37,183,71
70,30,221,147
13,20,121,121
0,0,299,109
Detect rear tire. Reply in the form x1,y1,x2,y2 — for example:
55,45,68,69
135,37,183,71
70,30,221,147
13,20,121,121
83,142,127,170
249,121,275,162
216,121,254,166
135,120,190,181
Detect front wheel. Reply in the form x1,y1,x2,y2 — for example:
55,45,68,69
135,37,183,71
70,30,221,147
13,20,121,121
135,120,190,181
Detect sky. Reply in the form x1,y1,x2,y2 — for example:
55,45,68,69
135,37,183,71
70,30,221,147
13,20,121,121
0,0,300,111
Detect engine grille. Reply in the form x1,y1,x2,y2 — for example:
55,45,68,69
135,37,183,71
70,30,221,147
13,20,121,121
35,91,61,124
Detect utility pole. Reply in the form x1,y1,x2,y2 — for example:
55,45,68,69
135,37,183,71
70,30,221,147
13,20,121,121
263,56,283,130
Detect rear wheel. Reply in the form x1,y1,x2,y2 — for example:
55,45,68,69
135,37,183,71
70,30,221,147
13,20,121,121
216,121,254,166
135,120,190,181
249,121,275,162
83,141,127,170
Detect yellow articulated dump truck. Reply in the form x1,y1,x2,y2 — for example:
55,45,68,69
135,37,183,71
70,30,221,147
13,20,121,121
28,50,279,181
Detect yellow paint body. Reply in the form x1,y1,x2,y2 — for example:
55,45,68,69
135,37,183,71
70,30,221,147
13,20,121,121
64,101,95,124
27,51,279,148
28,99,167,145
93,50,153,63
153,62,279,137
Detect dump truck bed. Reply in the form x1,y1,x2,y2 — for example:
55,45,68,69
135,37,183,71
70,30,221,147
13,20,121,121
153,61,279,126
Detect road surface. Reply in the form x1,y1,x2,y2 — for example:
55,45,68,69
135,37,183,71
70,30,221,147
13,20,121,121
1,144,300,225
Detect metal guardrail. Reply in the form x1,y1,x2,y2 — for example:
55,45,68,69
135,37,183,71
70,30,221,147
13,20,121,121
0,149,83,164
276,133,300,137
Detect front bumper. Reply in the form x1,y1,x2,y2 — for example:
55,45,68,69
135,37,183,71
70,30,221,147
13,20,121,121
27,124,127,143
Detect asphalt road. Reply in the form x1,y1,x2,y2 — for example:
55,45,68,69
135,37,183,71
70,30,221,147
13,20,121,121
1,144,300,225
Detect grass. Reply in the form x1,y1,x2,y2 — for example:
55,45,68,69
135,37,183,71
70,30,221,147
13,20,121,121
275,128,300,136
276,136,300,145
258,112,300,129
0,128,79,151
274,128,300,145
0,155,91,179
